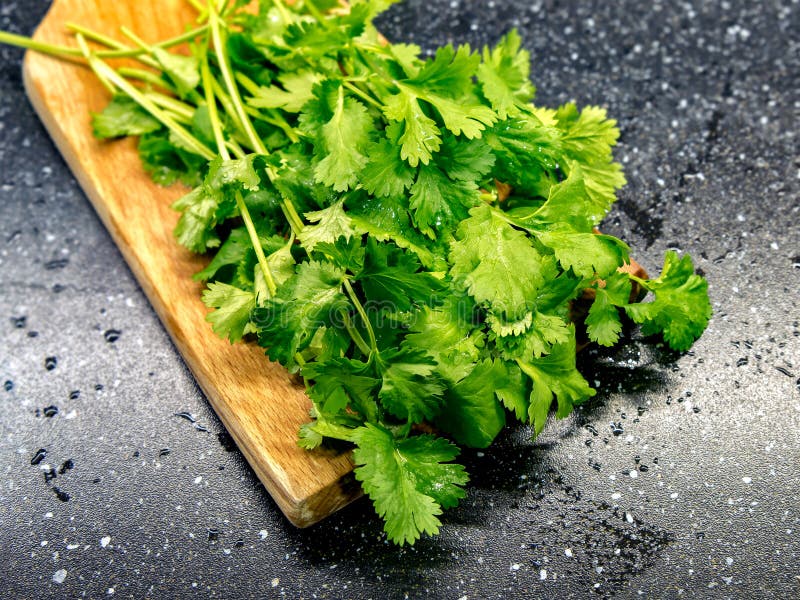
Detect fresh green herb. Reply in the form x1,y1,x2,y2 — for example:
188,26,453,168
2,0,711,545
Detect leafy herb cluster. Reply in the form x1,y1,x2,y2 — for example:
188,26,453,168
1,0,712,545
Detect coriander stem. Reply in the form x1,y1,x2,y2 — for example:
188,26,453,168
236,191,278,297
76,34,116,94
343,279,377,352
65,23,158,70
302,0,330,28
234,72,300,143
0,30,82,58
341,310,372,356
87,53,215,159
201,43,278,295
271,0,294,26
343,81,383,110
185,0,206,12
146,92,196,120
97,26,208,58
208,3,267,155
118,67,174,91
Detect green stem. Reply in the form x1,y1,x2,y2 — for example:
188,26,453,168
0,30,82,58
208,3,267,154
75,34,115,94
185,0,206,12
343,279,377,353
65,22,159,70
146,92,196,120
343,80,383,110
341,310,372,356
303,0,330,28
97,26,208,58
234,72,300,143
118,67,174,91
201,45,277,296
272,0,294,25
87,53,215,159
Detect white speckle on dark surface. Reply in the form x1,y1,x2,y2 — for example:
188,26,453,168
52,569,66,584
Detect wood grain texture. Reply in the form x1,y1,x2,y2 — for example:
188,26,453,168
23,0,360,527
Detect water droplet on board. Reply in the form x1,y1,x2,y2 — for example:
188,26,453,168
159,448,171,457
44,468,57,483
3,380,12,392
610,422,624,436
207,528,220,542
69,390,80,400
104,329,121,343
10,315,26,328
58,459,74,474
174,412,197,423
44,356,57,371
31,448,47,465
43,405,59,418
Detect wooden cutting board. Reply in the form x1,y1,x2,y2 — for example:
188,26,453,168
23,0,360,527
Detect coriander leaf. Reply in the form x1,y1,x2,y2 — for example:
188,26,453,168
201,282,255,343
297,199,355,252
578,160,626,219
383,88,441,167
357,238,445,311
449,204,543,318
585,271,632,346
376,348,446,424
510,165,593,231
516,330,596,437
494,361,529,422
153,47,200,99
534,226,629,279
435,359,507,448
247,70,324,113
313,236,366,273
403,296,482,383
436,134,496,181
206,155,261,192
406,44,478,98
351,424,468,545
484,113,562,190
624,251,712,351
171,186,221,253
497,312,571,359
313,86,373,191
477,29,535,118
138,130,205,187
194,227,252,281
555,103,620,163
359,122,417,198
254,261,348,366
91,95,161,139
348,194,443,270
304,356,379,421
297,415,356,450
410,164,480,238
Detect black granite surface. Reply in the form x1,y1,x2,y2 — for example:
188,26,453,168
1,0,798,598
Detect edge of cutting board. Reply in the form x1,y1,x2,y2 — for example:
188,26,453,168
22,0,360,527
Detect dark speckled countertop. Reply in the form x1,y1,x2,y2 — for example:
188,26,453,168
1,1,798,598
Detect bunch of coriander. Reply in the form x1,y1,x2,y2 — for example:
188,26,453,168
0,0,711,545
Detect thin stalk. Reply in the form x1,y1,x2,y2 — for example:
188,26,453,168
341,310,372,356
0,30,82,58
225,140,246,159
271,0,294,26
201,48,277,296
118,67,174,91
75,34,115,94
87,53,215,159
343,80,383,110
185,0,206,12
208,4,267,154
96,26,208,58
343,279,377,352
234,72,300,143
303,0,331,28
146,92,196,120
65,22,159,69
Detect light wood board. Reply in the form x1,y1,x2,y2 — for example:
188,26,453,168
23,0,360,527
